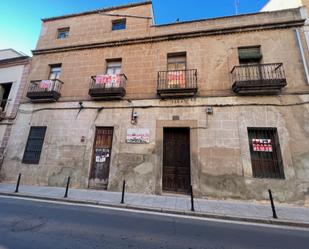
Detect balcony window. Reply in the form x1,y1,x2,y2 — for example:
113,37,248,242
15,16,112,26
231,63,287,95
89,74,127,99
27,64,64,103
106,60,122,74
57,27,70,39
49,64,62,80
112,19,126,31
238,46,262,65
167,53,186,71
157,53,197,98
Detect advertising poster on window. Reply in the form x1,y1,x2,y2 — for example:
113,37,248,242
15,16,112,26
95,74,120,88
126,129,150,144
252,139,273,152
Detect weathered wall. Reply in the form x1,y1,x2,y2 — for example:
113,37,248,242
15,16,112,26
2,95,309,205
2,4,309,205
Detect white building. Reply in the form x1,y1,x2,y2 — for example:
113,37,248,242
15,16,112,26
261,0,305,11
0,49,30,172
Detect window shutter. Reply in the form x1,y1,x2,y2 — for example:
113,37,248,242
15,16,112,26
238,47,262,60
22,127,47,164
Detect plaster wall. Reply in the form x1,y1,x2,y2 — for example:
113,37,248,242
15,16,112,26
2,95,309,205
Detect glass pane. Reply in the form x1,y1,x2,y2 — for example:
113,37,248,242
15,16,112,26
176,62,186,70
112,20,126,30
167,54,186,71
49,66,61,79
106,62,121,74
57,28,70,39
167,63,176,71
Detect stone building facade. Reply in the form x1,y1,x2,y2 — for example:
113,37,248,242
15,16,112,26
0,49,31,173
1,1,309,205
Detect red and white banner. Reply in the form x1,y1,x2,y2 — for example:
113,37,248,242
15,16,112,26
95,74,121,87
40,80,53,90
167,71,186,88
252,139,273,152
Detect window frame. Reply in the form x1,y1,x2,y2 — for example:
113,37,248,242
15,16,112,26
22,126,47,164
105,59,122,75
57,27,70,39
238,45,262,65
111,19,126,31
247,127,285,179
49,64,62,80
167,52,187,71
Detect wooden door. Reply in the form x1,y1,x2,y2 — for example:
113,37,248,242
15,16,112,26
163,128,191,193
89,127,114,189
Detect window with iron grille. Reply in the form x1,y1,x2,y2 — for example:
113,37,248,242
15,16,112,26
106,59,122,74
247,127,285,179
22,127,47,164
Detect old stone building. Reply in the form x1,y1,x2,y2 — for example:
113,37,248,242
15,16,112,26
0,49,31,172
1,1,309,205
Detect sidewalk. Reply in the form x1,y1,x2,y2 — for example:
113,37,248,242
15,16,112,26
1,183,309,228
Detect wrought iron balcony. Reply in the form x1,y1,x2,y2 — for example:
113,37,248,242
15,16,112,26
89,74,127,99
27,79,63,102
231,63,287,95
157,69,198,98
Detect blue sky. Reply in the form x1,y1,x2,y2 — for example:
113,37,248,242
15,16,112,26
0,0,269,55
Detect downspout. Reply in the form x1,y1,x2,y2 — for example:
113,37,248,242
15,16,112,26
295,28,309,85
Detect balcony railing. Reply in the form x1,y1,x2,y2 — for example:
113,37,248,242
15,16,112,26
27,79,63,102
157,69,198,98
89,74,127,99
231,63,287,95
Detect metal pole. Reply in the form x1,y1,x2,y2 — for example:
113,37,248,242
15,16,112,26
64,176,70,198
121,180,126,204
190,185,195,212
15,173,21,193
268,189,278,219
295,29,309,85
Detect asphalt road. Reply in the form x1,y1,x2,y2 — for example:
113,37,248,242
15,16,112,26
0,196,308,249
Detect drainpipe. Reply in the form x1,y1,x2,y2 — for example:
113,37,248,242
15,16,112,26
295,28,309,85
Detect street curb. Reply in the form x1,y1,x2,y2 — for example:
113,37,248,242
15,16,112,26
1,192,309,229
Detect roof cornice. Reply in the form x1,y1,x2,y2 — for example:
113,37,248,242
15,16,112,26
42,1,152,22
32,19,305,55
